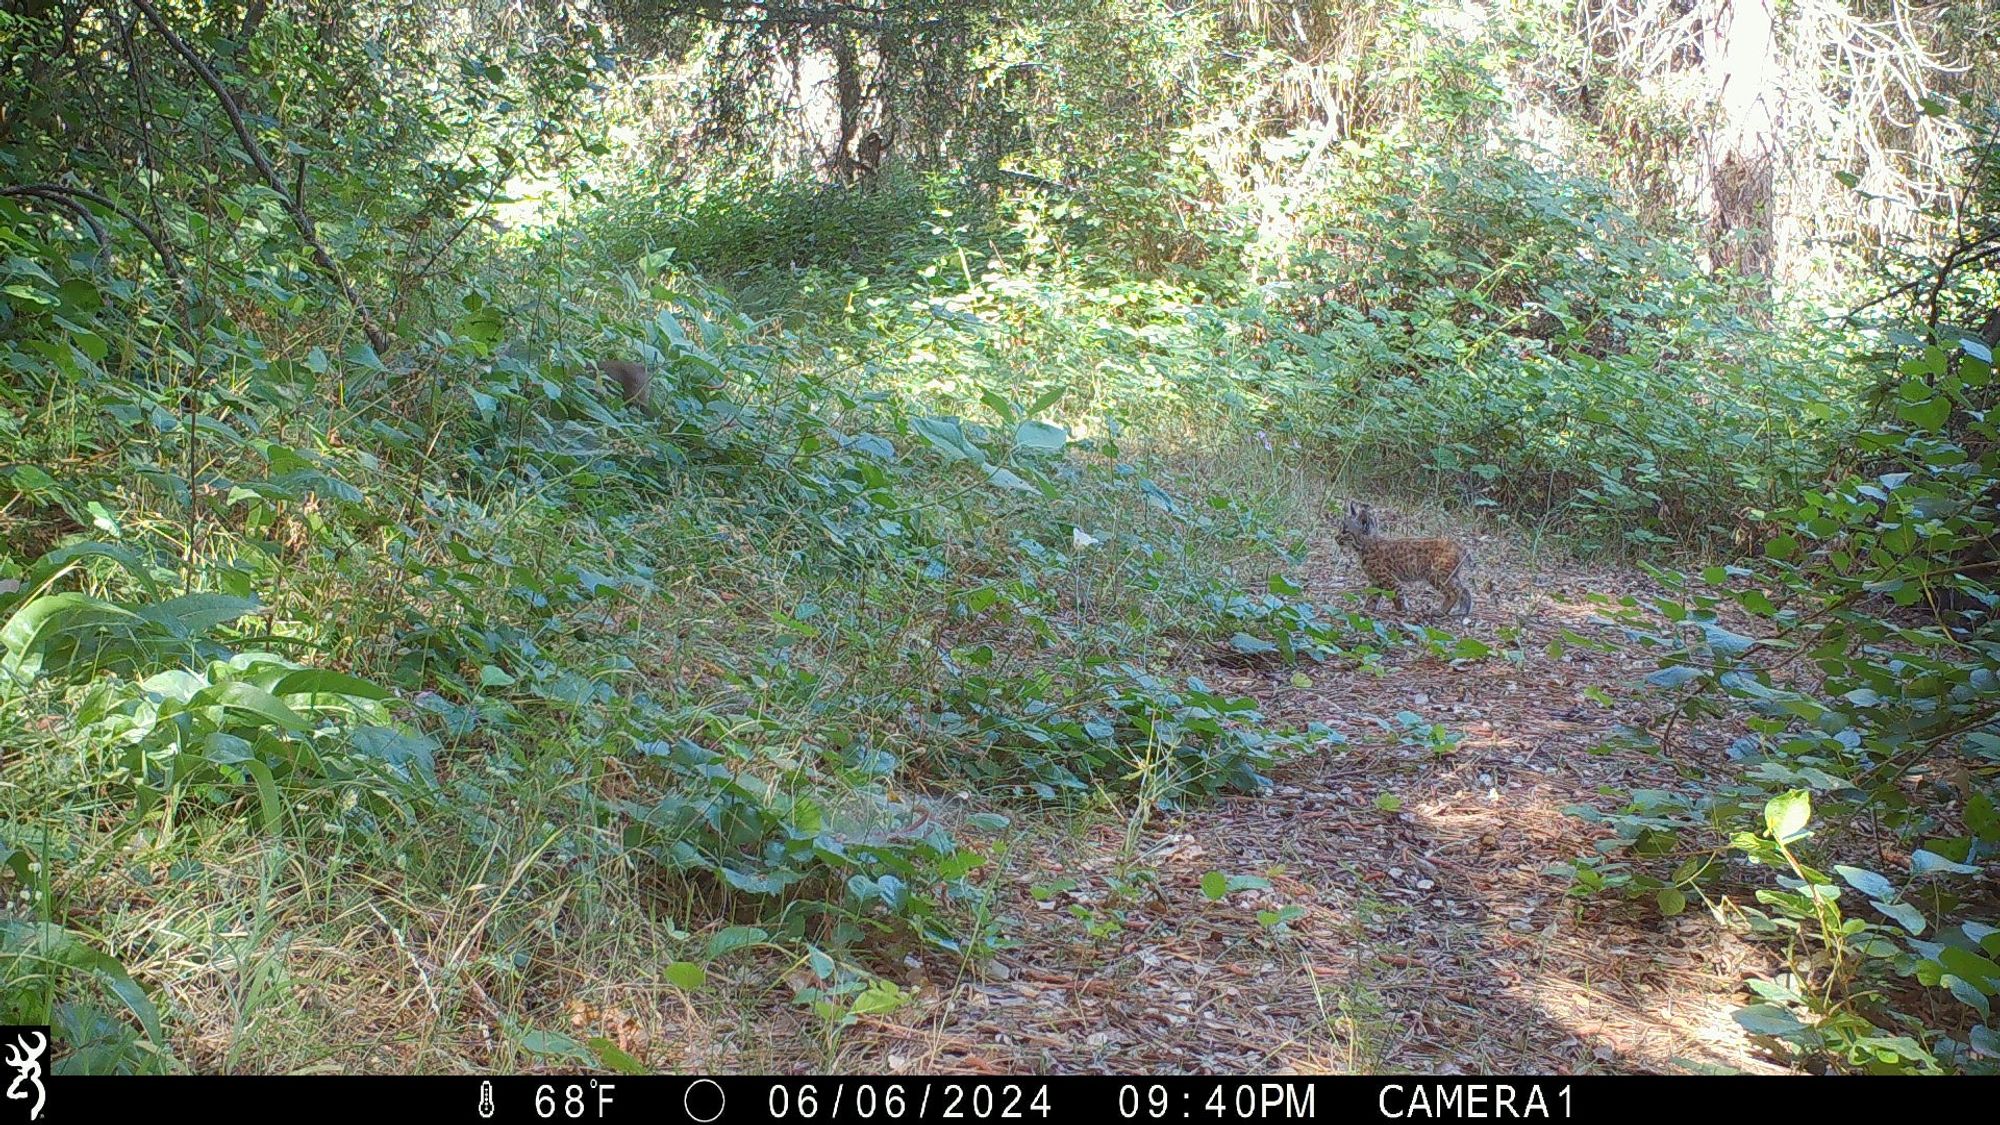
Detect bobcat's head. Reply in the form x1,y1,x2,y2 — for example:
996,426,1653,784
1335,500,1380,549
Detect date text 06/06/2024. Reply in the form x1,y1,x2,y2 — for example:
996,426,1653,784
766,1082,1054,1119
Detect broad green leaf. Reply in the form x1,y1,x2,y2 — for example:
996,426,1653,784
588,1037,648,1075
1938,946,2000,989
270,669,391,701
1898,394,1950,431
0,922,163,1047
1733,1003,1807,1037
1835,865,1895,900
348,725,439,782
1764,790,1811,842
849,979,909,1016
1646,666,1701,689
703,925,768,961
1971,1024,2000,1059
1944,976,1991,1018
1013,419,1068,454
140,668,208,702
241,758,285,834
984,466,1038,493
1139,479,1177,513
876,874,908,911
937,850,986,880
133,593,258,639
979,390,1017,425
34,541,164,599
1912,850,1979,876
1871,899,1926,935
1696,622,1756,658
1229,632,1277,655
202,732,254,765
910,416,985,464
517,1029,592,1061
844,433,896,461
0,592,143,681
195,681,313,732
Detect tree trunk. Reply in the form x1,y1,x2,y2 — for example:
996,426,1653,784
1700,0,1779,288
831,28,863,181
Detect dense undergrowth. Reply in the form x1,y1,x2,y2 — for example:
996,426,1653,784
2,0,1997,1077
574,146,1843,550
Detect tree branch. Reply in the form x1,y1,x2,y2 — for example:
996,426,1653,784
0,182,180,281
0,185,108,249
128,0,389,352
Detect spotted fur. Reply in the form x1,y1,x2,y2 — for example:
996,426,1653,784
1333,501,1473,618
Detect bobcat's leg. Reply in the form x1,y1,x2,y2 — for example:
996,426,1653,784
1440,558,1473,619
1455,556,1475,618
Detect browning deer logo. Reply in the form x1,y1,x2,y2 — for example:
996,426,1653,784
2,1029,46,1122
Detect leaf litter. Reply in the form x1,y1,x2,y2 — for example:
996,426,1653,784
811,528,1788,1075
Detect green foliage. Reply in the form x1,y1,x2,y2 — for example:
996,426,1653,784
4,0,1989,1076
1562,337,2000,1071
1252,134,1842,544
936,661,1295,803
0,920,168,1074
1,48,1321,1059
613,728,983,953
570,174,970,316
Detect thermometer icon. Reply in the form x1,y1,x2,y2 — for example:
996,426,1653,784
478,1079,495,1119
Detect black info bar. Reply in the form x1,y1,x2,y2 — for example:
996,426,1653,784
24,1073,1952,1125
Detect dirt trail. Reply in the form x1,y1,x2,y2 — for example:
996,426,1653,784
832,530,1784,1075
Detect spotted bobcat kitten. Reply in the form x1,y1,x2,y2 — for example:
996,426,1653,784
1333,500,1473,617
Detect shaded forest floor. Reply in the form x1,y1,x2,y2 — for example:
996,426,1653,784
592,522,1789,1075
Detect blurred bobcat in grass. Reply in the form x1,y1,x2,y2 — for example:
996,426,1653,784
1333,500,1473,618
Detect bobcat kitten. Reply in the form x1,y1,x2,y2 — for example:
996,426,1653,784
1333,500,1473,617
